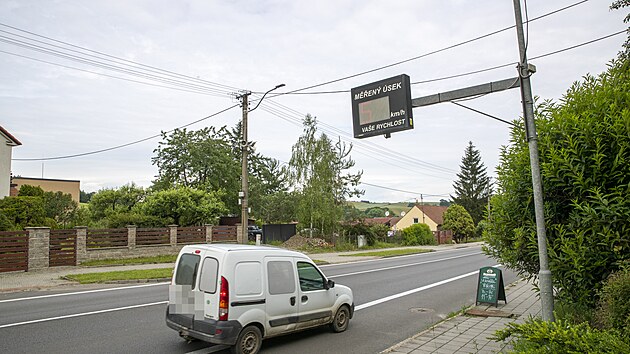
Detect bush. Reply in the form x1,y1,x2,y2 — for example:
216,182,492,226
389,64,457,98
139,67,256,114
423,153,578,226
106,212,169,228
595,267,630,337
484,58,630,307
342,222,376,246
401,224,436,246
492,317,630,353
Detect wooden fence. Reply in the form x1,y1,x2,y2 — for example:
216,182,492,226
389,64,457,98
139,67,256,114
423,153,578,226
0,230,28,272
49,229,76,267
136,227,170,246
87,228,128,248
0,225,240,273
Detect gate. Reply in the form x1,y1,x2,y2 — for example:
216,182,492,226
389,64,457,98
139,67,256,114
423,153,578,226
0,230,29,272
50,229,77,266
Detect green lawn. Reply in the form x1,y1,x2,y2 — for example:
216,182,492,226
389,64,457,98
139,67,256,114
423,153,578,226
64,268,173,284
80,255,177,267
342,249,432,257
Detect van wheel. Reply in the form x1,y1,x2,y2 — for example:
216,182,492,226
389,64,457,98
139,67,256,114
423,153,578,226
330,305,350,333
231,325,262,354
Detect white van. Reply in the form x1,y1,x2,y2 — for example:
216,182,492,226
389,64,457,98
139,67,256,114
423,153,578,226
166,244,354,354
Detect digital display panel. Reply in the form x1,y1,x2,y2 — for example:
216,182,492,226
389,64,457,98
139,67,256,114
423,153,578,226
351,74,414,139
358,96,390,125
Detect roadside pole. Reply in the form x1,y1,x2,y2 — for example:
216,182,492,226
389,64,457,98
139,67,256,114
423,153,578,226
512,0,554,322
239,91,250,244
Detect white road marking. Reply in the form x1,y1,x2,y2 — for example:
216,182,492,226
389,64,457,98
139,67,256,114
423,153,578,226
0,282,169,304
0,301,168,329
329,252,482,278
355,264,502,311
185,345,230,354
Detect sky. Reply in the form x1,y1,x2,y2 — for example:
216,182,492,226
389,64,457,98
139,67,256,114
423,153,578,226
1,0,627,203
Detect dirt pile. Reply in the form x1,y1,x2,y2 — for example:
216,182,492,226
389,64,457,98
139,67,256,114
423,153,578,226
282,235,330,249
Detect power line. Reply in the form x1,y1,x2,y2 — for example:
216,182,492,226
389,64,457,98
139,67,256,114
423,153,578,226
265,0,589,96
12,104,240,161
0,49,230,98
360,182,451,198
0,22,240,93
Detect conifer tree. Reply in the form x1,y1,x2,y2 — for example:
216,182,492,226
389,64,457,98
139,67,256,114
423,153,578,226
451,141,491,225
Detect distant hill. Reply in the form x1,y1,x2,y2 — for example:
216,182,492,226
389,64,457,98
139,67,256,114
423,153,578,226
348,201,440,217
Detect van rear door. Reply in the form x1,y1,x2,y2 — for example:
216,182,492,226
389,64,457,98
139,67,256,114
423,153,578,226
264,257,298,335
198,255,220,320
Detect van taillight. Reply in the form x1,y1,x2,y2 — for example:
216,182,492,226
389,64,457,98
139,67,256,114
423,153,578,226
219,276,229,321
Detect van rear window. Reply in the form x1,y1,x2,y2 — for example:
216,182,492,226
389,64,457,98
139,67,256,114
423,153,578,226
199,257,219,293
175,253,200,288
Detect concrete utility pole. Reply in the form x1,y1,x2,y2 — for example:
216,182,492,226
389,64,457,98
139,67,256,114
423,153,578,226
239,91,250,244
512,0,554,322
238,84,285,244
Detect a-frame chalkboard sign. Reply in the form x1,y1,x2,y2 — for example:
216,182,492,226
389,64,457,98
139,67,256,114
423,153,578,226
476,266,506,307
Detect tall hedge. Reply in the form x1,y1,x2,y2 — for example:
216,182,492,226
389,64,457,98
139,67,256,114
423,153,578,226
484,58,630,306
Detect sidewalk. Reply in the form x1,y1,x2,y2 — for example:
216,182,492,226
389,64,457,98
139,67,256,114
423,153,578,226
381,278,541,354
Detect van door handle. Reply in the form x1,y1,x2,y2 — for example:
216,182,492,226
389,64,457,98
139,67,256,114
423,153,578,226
290,296,296,306
301,295,308,302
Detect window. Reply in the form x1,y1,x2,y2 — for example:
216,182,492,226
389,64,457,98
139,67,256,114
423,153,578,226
297,262,325,291
199,257,219,293
413,218,419,224
267,261,296,295
175,253,200,289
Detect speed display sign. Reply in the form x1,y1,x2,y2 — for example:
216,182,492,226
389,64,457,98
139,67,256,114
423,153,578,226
351,74,414,139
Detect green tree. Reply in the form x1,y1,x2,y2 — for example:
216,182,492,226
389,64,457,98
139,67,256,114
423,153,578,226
17,185,45,197
42,191,78,227
141,187,227,226
152,127,240,213
484,57,630,307
88,183,146,220
364,207,390,218
17,185,77,227
0,196,46,229
442,204,475,243
80,190,95,203
451,141,491,225
289,115,363,235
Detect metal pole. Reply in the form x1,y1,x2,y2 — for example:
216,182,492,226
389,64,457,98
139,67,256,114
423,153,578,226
240,92,250,244
512,0,554,322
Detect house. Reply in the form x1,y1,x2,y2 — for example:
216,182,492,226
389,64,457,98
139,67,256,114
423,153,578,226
0,126,22,199
11,177,81,203
362,216,401,228
393,204,448,232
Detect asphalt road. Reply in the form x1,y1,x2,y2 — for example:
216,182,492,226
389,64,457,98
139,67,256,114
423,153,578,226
0,246,517,353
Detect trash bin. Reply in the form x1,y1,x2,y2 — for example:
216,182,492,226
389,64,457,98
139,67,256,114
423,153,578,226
357,235,366,248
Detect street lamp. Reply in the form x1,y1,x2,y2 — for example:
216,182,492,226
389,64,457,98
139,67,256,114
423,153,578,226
238,84,285,244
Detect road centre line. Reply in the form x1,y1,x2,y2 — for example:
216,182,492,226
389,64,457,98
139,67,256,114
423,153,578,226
0,301,168,329
0,282,168,304
328,252,482,278
2,250,481,304
355,264,502,311
1,263,501,329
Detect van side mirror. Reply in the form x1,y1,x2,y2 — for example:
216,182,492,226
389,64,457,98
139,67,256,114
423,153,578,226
326,279,335,289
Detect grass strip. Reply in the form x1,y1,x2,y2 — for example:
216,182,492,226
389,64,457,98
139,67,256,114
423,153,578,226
341,249,432,257
64,268,173,284
80,255,177,267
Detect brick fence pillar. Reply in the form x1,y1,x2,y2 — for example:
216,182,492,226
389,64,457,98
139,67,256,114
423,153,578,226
169,225,178,246
205,224,213,243
75,226,88,265
26,227,50,271
127,225,137,249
